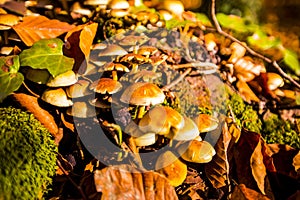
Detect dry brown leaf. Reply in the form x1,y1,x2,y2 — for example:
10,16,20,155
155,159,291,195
236,80,260,103
13,16,75,46
11,93,59,138
231,184,270,200
64,22,98,74
94,164,178,200
250,139,267,195
205,120,234,188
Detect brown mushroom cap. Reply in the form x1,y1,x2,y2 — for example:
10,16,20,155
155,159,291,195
120,82,165,106
89,98,111,108
108,0,130,9
193,114,219,133
90,78,122,94
159,0,185,19
125,121,157,146
138,105,184,137
267,72,284,90
47,70,78,87
41,88,73,107
66,101,98,118
98,44,128,57
101,62,130,72
177,140,216,163
66,79,92,98
155,150,187,187
172,117,199,141
137,46,158,57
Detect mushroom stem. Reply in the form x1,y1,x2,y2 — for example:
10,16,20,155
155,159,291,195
112,70,118,80
131,64,139,73
137,105,146,119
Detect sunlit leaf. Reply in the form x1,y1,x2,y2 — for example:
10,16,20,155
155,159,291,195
247,30,281,50
231,184,270,200
283,49,300,76
19,38,74,77
216,13,257,33
0,55,23,102
195,13,212,26
165,18,191,29
13,15,75,46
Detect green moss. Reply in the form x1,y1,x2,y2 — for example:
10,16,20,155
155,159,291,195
262,113,300,149
226,92,262,133
0,107,58,200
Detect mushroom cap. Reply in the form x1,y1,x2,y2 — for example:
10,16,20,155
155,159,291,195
89,98,111,108
138,105,184,137
177,140,216,163
193,114,219,133
0,14,20,30
66,79,92,98
47,70,78,87
172,117,199,141
66,101,98,118
98,44,128,57
90,78,122,94
137,46,158,57
125,121,157,146
41,88,73,107
118,35,149,46
155,150,187,187
84,0,109,6
267,72,284,90
120,82,165,106
159,0,184,19
108,0,129,10
102,62,130,72
120,53,149,64
71,2,92,16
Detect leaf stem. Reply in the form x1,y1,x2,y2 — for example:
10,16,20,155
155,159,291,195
22,82,40,98
210,0,300,89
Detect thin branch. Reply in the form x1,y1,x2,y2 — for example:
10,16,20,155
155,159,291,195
210,0,300,89
162,68,192,91
22,82,40,98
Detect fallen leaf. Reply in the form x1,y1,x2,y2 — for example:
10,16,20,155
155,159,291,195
11,93,59,138
64,22,98,74
94,164,178,200
236,79,260,103
205,120,234,188
231,184,270,200
19,38,74,77
250,138,267,195
13,15,75,46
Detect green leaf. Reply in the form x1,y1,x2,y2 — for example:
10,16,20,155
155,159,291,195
195,13,212,26
283,49,300,76
247,30,281,50
165,18,191,29
0,72,24,102
19,38,74,77
0,55,20,74
216,13,257,33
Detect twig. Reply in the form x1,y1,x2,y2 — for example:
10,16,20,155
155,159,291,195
162,68,192,91
22,82,40,98
210,0,300,89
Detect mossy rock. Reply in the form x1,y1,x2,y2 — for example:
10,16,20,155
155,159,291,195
0,107,58,199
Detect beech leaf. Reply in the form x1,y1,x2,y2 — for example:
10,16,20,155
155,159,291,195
13,15,75,46
19,38,74,77
250,139,267,195
231,184,270,200
64,22,98,74
0,55,23,102
94,164,178,200
205,120,234,188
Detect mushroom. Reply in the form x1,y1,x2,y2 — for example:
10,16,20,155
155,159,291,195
66,79,92,98
84,0,109,9
137,46,158,58
89,77,123,108
41,88,73,107
120,53,150,73
172,116,199,141
0,14,20,44
47,70,78,87
138,105,184,138
155,150,187,187
267,72,284,90
125,121,157,146
66,101,98,118
70,2,92,19
120,82,165,118
98,44,128,61
108,0,130,18
100,62,129,80
177,140,216,163
193,114,219,133
158,0,185,20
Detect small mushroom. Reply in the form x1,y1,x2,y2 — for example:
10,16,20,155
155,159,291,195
90,77,122,94
120,53,150,73
172,116,199,141
100,62,130,80
108,0,130,18
267,72,284,90
177,140,216,163
47,70,78,87
66,101,98,118
155,150,187,187
98,44,128,58
158,0,185,20
193,114,219,133
70,2,92,18
66,79,92,98
0,14,20,44
137,46,158,58
41,88,73,107
125,121,157,146
138,105,184,138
